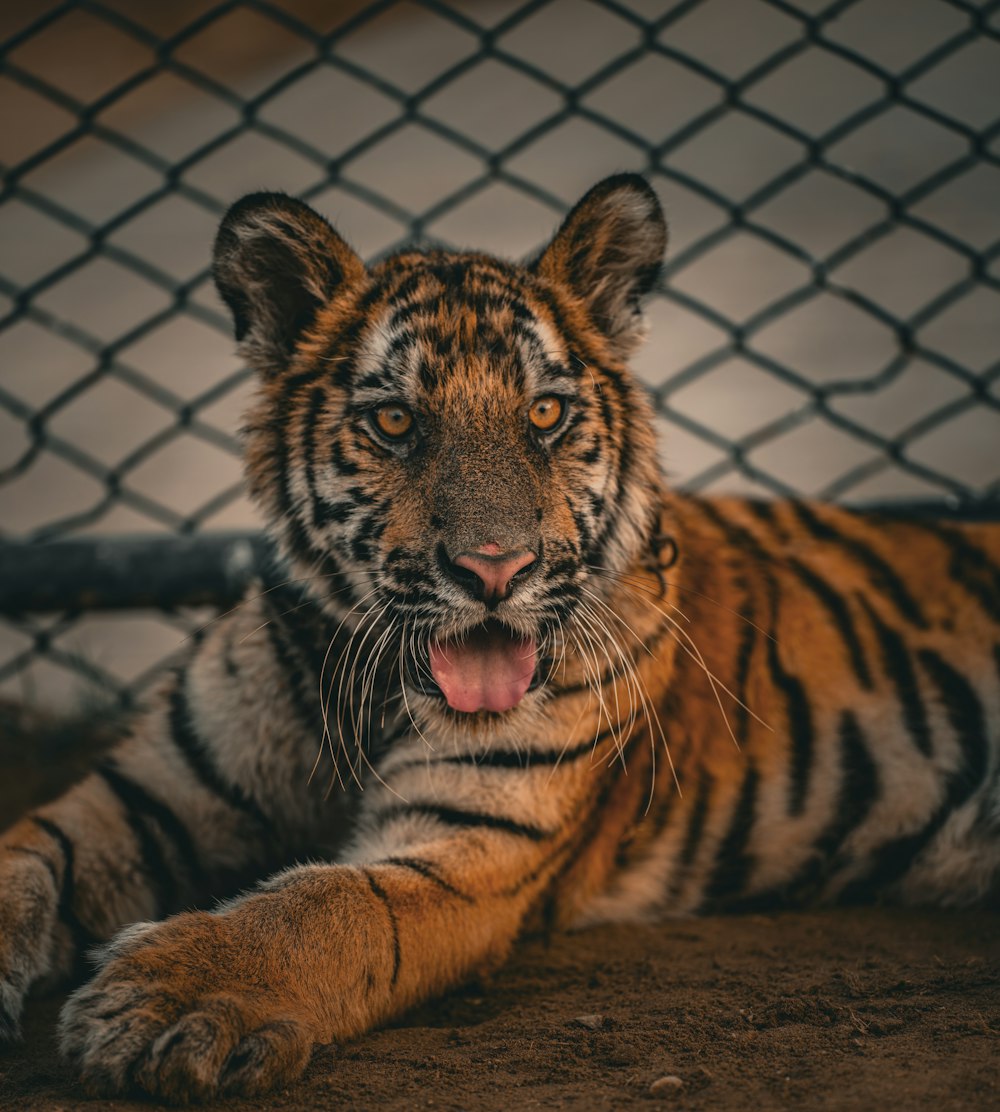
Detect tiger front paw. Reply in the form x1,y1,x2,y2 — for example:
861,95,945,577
58,912,314,1101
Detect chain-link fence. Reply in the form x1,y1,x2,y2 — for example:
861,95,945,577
1,0,999,710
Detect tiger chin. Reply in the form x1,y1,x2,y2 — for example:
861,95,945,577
0,175,997,1102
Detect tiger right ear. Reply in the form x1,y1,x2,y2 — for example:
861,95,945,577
212,193,365,376
533,174,666,359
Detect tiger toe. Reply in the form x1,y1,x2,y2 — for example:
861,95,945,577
219,1018,313,1097
60,980,181,1095
132,995,249,1102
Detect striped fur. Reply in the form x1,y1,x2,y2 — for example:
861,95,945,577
1,176,997,1101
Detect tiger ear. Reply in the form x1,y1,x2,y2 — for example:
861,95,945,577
533,174,666,358
212,193,365,375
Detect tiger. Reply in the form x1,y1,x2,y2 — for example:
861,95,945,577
0,174,997,1102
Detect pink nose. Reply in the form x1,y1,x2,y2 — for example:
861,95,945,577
451,547,537,603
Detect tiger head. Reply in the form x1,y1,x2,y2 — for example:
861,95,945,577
213,175,666,727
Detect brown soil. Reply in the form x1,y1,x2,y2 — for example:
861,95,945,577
1,707,997,1111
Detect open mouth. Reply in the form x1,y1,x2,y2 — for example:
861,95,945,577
423,621,538,714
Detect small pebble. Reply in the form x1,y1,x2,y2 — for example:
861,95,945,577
570,1014,606,1029
649,1074,684,1096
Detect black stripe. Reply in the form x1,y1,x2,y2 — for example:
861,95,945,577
670,769,712,903
740,501,872,690
917,649,988,800
732,710,880,911
281,515,357,609
96,769,173,915
381,856,474,903
382,729,618,780
615,780,663,871
439,729,615,769
742,498,786,537
645,692,687,843
265,617,324,733
731,600,757,742
222,626,240,679
304,385,332,529
585,367,636,569
262,579,402,759
911,521,1000,623
267,312,343,534
316,281,385,381
838,653,987,903
364,871,401,988
765,633,814,816
794,710,881,902
262,575,331,643
789,502,927,629
690,499,814,811
659,768,714,910
330,435,361,477
168,679,273,833
701,762,758,908
667,508,762,751
97,762,204,893
529,284,609,378
274,280,380,413
30,816,99,956
818,711,881,860
857,595,932,757
612,709,687,872
506,730,643,904
838,809,945,905
374,804,550,842
786,558,873,689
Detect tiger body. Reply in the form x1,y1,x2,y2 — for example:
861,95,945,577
1,176,997,1101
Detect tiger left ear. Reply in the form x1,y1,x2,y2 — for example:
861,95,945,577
212,192,365,376
533,174,666,358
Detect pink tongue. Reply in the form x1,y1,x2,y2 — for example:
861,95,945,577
429,626,537,713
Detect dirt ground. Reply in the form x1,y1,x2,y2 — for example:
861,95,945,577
0,707,997,1112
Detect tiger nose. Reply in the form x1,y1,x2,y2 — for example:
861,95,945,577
446,545,538,605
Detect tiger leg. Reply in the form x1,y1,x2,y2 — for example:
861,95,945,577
57,780,582,1100
0,598,337,1038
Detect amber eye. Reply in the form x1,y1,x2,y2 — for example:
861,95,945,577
373,403,414,441
528,395,566,433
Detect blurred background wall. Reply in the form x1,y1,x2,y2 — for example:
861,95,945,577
1,0,998,708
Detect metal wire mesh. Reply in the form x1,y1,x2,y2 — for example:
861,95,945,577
1,0,999,708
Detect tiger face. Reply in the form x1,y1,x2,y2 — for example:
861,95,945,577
213,176,666,725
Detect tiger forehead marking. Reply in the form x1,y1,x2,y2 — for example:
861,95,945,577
353,260,574,421
367,257,564,378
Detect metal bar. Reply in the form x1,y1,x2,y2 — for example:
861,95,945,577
0,533,272,613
